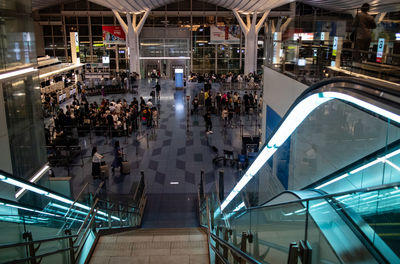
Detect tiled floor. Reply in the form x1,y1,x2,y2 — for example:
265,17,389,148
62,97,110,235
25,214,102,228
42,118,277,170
52,79,261,228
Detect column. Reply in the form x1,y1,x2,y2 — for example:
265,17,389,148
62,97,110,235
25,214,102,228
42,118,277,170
233,10,269,75
113,10,150,78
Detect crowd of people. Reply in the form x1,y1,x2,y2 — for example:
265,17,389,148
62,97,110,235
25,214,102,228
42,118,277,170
46,94,159,146
188,72,262,84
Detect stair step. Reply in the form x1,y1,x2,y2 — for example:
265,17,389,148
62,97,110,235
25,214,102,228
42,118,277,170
90,228,209,264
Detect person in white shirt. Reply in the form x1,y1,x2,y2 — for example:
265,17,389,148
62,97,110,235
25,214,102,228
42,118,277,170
115,101,122,114
146,99,153,108
91,147,104,179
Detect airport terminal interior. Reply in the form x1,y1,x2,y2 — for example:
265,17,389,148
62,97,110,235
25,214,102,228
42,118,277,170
0,0,400,263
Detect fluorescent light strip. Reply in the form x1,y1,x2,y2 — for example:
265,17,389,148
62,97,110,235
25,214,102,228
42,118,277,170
349,160,381,174
220,91,400,212
316,148,400,189
0,175,121,221
16,164,50,199
385,160,400,172
233,202,245,212
0,67,36,80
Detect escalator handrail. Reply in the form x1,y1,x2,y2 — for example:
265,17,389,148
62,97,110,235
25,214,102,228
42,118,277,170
239,181,400,213
210,233,263,264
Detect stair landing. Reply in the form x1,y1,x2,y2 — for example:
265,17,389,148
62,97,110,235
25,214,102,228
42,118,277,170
90,228,209,264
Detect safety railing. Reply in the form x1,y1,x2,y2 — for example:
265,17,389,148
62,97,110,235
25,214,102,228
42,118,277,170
0,169,146,263
200,181,400,264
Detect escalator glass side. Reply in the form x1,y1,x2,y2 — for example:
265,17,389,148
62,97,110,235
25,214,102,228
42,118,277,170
333,187,400,262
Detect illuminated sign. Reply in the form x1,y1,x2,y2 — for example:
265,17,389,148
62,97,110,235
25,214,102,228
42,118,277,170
293,33,314,41
102,56,110,64
298,59,306,66
332,36,338,56
75,32,79,53
396,33,400,41
376,38,385,63
321,32,325,41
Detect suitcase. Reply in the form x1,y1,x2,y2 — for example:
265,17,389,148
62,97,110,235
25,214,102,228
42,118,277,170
121,161,130,174
101,164,109,179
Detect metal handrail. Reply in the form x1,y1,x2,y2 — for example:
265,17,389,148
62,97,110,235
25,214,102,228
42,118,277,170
75,209,98,253
64,182,89,217
210,233,262,264
75,198,99,238
3,246,79,264
0,234,77,250
210,244,229,264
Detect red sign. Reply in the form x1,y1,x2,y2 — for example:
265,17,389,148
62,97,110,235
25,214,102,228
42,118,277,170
102,26,126,44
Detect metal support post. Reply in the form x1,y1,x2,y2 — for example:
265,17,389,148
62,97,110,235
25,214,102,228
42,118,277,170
218,170,224,202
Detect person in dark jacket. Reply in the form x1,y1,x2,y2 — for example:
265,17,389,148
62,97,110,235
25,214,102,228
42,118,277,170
353,3,376,61
111,140,122,173
203,111,213,134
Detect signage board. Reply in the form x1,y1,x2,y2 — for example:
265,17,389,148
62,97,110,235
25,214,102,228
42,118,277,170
293,33,314,41
376,38,385,63
210,25,240,44
102,26,126,45
332,36,338,56
102,56,110,64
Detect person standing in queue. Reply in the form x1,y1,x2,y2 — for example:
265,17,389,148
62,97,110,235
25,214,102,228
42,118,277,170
111,140,122,173
91,147,104,179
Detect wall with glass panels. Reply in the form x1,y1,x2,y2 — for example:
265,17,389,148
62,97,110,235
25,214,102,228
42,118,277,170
37,0,265,75
0,0,47,183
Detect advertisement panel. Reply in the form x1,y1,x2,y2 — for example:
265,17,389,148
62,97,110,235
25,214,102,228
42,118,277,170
210,25,240,44
102,26,126,44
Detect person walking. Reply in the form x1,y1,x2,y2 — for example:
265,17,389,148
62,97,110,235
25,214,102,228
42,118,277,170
203,111,213,134
353,3,376,61
155,82,161,103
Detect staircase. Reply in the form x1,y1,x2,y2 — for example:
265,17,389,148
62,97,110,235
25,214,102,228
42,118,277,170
90,228,209,264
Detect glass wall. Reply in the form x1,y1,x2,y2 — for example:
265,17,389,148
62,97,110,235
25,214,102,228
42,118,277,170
2,76,47,180
37,0,261,74
264,3,400,85
0,0,47,181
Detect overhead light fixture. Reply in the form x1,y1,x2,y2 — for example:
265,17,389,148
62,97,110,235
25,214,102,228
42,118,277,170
0,67,36,80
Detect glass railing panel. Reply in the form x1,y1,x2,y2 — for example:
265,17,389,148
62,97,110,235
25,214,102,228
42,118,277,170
307,198,379,263
0,214,74,244
306,218,342,264
247,203,306,264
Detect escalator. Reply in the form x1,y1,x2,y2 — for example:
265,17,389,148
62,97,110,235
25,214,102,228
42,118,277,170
0,170,146,263
200,77,400,263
